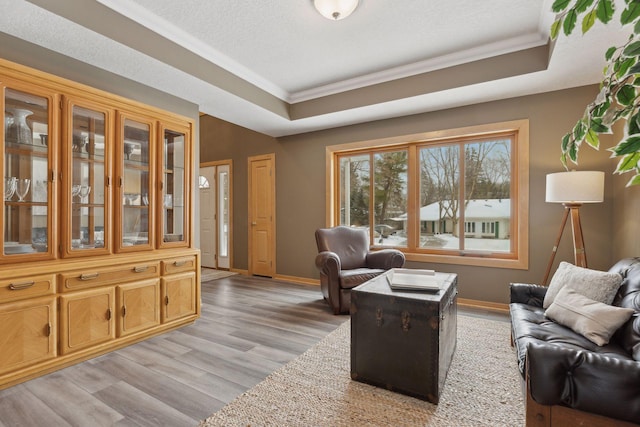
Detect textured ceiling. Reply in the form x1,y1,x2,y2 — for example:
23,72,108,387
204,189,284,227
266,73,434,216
0,0,633,136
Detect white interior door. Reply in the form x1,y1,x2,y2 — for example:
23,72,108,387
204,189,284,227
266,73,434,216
199,167,216,268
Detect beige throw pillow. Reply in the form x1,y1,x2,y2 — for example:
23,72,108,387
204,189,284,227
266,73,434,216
543,262,623,309
545,287,634,346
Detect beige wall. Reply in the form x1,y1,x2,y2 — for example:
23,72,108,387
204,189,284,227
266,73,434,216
200,85,631,304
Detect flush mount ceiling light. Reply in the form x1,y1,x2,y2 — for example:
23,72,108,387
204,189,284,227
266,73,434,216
313,0,359,20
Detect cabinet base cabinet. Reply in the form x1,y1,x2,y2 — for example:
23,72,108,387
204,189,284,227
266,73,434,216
59,287,116,355
0,296,56,375
162,272,197,323
0,250,200,390
118,279,161,337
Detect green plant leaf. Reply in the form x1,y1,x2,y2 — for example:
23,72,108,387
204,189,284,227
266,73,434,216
623,40,640,57
582,10,598,32
596,0,615,24
605,46,618,61
551,19,562,39
569,142,578,162
616,84,637,105
564,9,578,35
629,61,640,74
552,0,572,12
561,133,571,152
628,112,640,135
590,117,611,133
621,2,640,25
573,120,587,140
615,152,640,172
626,172,640,187
561,152,568,168
635,18,640,33
616,56,637,78
576,0,595,13
585,128,600,148
593,100,611,117
612,134,640,155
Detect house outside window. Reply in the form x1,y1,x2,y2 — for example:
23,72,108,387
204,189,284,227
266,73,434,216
328,120,529,269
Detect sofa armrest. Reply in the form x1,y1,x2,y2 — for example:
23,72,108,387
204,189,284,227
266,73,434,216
510,283,546,307
527,341,640,424
366,249,405,270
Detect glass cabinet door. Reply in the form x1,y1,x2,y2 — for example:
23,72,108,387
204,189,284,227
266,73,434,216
62,99,110,257
159,123,190,247
116,114,153,252
2,86,55,260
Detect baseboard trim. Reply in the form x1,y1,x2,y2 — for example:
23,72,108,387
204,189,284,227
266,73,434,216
274,274,320,286
458,298,509,314
228,272,508,311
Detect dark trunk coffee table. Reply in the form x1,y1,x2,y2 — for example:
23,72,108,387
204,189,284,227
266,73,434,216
350,270,458,403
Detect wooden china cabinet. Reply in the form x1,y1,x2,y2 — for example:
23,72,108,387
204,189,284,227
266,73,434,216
0,58,200,389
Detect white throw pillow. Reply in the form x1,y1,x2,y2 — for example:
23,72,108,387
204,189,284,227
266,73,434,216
545,286,634,346
543,262,623,309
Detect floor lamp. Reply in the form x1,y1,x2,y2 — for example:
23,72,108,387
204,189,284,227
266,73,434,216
542,170,604,286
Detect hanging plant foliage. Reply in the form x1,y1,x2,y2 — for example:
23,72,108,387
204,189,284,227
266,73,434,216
551,0,640,186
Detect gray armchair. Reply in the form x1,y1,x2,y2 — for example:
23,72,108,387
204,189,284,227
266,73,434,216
315,226,405,314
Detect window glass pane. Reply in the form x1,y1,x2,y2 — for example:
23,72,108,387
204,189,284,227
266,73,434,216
463,139,511,252
418,145,460,249
373,151,407,247
339,154,369,228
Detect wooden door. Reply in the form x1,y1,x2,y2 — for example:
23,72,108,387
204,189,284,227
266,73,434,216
248,154,275,277
59,287,115,355
0,296,56,375
117,279,160,337
161,272,196,323
199,166,216,268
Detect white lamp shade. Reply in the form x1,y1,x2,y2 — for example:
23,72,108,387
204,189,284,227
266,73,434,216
313,0,359,20
545,171,604,203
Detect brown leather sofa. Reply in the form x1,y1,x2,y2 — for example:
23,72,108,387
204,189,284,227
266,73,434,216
509,258,640,426
315,226,405,314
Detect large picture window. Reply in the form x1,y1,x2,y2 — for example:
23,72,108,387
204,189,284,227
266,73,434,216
329,120,529,269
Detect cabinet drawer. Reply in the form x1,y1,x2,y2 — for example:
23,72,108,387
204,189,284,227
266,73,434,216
59,262,160,292
0,274,55,303
162,256,196,275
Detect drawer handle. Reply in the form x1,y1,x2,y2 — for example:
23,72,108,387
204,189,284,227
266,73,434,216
80,273,100,281
173,261,187,267
9,281,35,290
106,308,112,321
45,322,52,337
134,266,149,273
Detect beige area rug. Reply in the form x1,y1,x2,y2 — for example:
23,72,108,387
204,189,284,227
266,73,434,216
201,268,237,282
199,315,524,427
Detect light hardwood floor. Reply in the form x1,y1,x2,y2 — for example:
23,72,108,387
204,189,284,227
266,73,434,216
0,274,508,426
